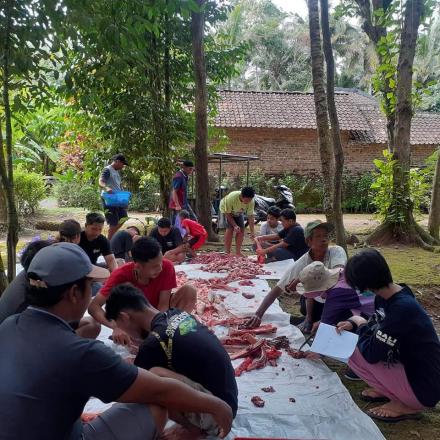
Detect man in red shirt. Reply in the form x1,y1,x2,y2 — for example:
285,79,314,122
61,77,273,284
169,160,197,225
89,237,196,345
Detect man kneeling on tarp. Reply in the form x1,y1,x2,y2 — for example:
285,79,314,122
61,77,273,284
105,283,238,436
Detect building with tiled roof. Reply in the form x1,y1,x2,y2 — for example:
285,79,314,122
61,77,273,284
212,89,440,176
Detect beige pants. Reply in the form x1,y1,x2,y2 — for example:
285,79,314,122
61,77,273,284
179,377,219,436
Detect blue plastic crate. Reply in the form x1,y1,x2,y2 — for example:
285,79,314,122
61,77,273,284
102,191,132,208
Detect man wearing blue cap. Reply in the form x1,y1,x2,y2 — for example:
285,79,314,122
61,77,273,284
0,243,232,440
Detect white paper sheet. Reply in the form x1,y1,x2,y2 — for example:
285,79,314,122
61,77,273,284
310,323,359,363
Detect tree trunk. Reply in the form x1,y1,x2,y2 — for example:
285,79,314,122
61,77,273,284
1,0,19,281
428,149,440,239
0,179,7,294
389,0,423,237
307,0,334,224
428,150,440,240
320,0,347,254
191,0,216,241
354,0,395,147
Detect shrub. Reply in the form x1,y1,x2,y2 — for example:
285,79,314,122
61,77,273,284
129,175,161,212
52,177,102,211
371,149,430,221
342,172,375,213
14,167,46,215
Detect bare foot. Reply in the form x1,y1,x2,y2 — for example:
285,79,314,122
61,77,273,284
361,387,387,399
368,401,421,419
236,252,245,257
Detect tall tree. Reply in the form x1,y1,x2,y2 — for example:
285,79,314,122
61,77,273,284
0,0,19,283
320,0,347,253
1,0,61,285
192,0,216,240
307,0,335,226
428,149,440,239
342,0,439,248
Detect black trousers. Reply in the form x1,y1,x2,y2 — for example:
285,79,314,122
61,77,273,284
299,296,324,323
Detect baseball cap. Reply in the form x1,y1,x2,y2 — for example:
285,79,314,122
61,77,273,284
27,242,109,288
112,153,129,165
304,219,333,239
297,261,341,298
182,160,194,167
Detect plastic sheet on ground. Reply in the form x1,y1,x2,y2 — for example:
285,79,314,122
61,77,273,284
259,258,294,280
86,262,384,440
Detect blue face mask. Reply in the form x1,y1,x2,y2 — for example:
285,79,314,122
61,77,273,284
360,290,375,297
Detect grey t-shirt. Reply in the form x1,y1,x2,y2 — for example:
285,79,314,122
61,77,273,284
0,307,138,439
0,270,28,325
100,165,122,192
259,221,283,236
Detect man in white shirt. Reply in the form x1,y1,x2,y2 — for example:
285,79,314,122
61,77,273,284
246,220,347,332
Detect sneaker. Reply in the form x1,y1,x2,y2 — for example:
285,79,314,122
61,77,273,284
344,368,362,381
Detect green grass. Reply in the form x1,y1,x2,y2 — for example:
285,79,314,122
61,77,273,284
350,245,440,286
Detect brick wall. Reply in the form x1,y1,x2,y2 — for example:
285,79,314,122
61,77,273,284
209,127,437,177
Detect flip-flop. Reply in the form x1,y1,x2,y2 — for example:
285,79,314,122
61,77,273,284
359,391,390,403
366,409,422,423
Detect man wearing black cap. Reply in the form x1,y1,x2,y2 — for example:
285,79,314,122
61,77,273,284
0,243,233,440
169,160,197,225
99,154,129,240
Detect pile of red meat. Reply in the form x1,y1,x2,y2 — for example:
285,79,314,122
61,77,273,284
192,252,270,282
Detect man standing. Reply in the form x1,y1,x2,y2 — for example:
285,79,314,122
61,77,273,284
99,153,129,239
219,187,256,255
169,160,196,225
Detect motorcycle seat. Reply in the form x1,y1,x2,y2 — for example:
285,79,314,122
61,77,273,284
255,195,276,204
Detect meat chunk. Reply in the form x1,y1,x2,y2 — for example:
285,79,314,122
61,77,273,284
261,386,275,393
251,396,265,408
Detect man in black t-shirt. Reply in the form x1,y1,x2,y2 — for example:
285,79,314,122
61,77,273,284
149,218,187,264
0,243,233,440
105,284,238,436
79,212,118,272
255,208,309,262
110,226,141,260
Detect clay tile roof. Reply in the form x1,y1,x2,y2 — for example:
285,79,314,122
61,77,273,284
214,89,440,145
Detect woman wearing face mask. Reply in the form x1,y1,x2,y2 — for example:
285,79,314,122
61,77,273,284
337,249,440,423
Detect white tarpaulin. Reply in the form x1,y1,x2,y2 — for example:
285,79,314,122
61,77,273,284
86,261,384,440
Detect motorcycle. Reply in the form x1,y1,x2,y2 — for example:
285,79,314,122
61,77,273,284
249,185,295,225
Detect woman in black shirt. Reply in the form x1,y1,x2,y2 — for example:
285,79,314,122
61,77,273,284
337,249,440,423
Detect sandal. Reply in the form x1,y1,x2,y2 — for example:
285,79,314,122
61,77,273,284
297,319,312,334
366,409,422,423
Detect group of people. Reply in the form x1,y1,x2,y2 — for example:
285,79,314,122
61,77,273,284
0,236,237,439
0,155,439,437
246,219,440,422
